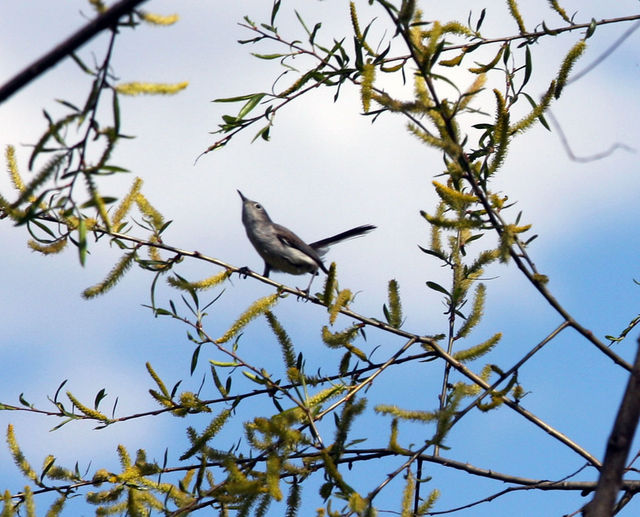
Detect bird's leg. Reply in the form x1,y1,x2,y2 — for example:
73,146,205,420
296,271,317,299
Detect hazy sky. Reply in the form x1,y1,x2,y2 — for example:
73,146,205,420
2,1,640,515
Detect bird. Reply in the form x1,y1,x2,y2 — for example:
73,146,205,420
237,190,376,293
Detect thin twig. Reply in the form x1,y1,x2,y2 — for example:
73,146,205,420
548,110,635,163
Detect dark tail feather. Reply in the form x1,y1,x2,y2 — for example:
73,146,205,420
310,224,376,251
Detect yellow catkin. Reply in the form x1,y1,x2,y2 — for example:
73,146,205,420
360,62,375,113
5,145,25,192
28,238,68,255
506,0,527,34
433,181,478,209
135,193,164,230
216,294,279,344
6,424,38,482
328,289,352,325
547,0,571,23
66,392,110,421
555,40,587,98
459,74,487,110
112,177,143,228
115,82,188,96
167,271,231,291
349,2,375,55
88,0,106,13
140,12,179,25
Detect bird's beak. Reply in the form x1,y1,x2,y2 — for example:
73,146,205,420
237,190,246,201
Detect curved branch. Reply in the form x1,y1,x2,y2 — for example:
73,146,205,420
443,14,640,53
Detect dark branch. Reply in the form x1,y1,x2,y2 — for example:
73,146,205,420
583,337,640,516
0,0,149,104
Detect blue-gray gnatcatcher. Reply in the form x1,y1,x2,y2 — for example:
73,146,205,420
237,190,376,292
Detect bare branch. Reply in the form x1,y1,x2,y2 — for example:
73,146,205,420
0,0,149,104
549,110,635,163
583,338,640,516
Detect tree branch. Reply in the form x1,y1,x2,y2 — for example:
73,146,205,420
0,0,149,104
583,337,640,516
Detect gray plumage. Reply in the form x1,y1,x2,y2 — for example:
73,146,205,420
237,190,375,290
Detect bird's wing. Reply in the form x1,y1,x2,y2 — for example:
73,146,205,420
274,224,328,273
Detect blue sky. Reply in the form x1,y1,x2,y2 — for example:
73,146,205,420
1,1,640,515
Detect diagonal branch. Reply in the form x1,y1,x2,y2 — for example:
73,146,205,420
0,0,149,104
583,337,640,516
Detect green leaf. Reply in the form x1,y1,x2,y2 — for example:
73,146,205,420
191,344,202,375
78,218,87,266
94,388,107,409
541,21,558,36
80,196,118,208
69,52,93,75
309,22,322,45
40,456,56,482
53,379,68,404
270,0,281,26
426,281,450,296
19,393,32,407
242,371,267,384
29,219,57,239
475,8,486,32
522,46,532,88
210,365,228,397
251,53,287,60
50,418,74,432
213,93,264,103
100,165,130,173
585,18,597,39
522,93,551,130
418,245,446,260
252,124,271,143
209,360,240,367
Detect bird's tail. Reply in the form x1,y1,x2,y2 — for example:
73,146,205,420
310,224,376,254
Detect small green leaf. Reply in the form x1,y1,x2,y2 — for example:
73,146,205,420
53,379,68,404
426,281,450,296
40,456,56,481
242,371,267,384
522,46,532,88
213,93,261,103
94,388,107,409
80,196,118,208
585,18,597,39
522,93,551,130
475,8,486,32
541,21,558,35
418,245,446,260
190,344,202,375
50,418,75,431
210,365,228,397
209,360,240,367
237,93,266,120
251,53,287,60
270,0,281,25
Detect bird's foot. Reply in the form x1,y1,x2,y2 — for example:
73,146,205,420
294,286,312,301
237,266,252,279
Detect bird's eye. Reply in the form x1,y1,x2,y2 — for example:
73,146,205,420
255,203,262,210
